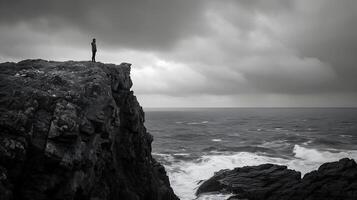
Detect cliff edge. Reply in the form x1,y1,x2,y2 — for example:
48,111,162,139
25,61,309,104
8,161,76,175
0,59,179,200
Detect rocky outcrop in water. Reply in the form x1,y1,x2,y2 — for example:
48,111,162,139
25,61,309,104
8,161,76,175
197,158,357,200
0,59,179,200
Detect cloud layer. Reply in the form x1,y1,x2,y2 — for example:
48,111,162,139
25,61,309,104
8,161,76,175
1,0,356,107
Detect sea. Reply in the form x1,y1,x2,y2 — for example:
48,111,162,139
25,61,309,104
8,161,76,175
144,108,357,200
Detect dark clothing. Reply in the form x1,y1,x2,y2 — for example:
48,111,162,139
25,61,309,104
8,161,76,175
91,41,97,62
92,51,96,62
91,42,97,52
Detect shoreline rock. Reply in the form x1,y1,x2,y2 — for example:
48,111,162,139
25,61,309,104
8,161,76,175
197,158,357,200
0,59,179,200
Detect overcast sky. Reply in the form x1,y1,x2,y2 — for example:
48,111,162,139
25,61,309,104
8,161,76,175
1,0,357,107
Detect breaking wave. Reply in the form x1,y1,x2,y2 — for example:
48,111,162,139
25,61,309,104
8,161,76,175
160,145,357,200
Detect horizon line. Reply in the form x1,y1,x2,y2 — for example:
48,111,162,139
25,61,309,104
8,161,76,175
143,106,357,109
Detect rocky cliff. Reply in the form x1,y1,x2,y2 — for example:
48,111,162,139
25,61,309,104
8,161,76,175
0,59,179,200
197,158,357,200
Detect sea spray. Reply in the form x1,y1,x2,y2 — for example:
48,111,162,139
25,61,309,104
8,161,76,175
158,145,357,200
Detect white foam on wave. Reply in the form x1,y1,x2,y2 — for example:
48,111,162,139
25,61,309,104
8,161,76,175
173,153,191,156
165,145,357,200
340,134,353,138
302,140,313,145
187,121,209,125
152,153,175,163
259,140,290,148
291,144,357,174
196,193,233,200
211,139,222,142
166,152,288,200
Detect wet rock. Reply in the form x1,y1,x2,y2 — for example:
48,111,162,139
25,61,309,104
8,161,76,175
196,164,301,199
197,158,357,200
0,59,179,200
287,158,357,200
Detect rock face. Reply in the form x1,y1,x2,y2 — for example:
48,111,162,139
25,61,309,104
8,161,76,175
196,163,301,200
0,59,179,200
197,158,357,200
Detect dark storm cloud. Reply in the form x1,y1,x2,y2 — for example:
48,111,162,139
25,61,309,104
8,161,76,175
0,0,208,50
151,0,357,96
279,0,357,93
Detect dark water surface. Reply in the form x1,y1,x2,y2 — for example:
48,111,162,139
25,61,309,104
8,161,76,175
144,108,357,200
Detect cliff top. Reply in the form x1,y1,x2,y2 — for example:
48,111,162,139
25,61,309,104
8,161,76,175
0,59,133,99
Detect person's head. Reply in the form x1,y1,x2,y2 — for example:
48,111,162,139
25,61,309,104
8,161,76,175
93,38,96,42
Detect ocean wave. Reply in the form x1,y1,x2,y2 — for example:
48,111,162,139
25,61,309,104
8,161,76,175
152,153,176,165
291,144,357,174
173,153,191,156
166,152,288,200
302,140,313,145
202,145,277,155
340,134,353,138
187,121,209,125
196,193,233,200
293,144,357,162
259,140,290,148
165,145,357,200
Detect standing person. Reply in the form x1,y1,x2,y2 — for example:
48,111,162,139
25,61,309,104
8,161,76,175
91,38,97,62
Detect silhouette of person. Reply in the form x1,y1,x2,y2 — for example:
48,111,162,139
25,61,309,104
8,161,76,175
91,38,97,62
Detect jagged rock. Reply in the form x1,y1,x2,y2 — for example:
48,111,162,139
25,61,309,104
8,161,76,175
286,158,357,200
197,158,357,200
196,163,301,199
0,59,179,200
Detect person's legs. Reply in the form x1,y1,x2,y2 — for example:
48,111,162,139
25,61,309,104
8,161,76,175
92,51,96,62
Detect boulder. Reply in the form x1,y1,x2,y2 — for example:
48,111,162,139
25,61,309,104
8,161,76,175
196,163,301,200
197,158,357,200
